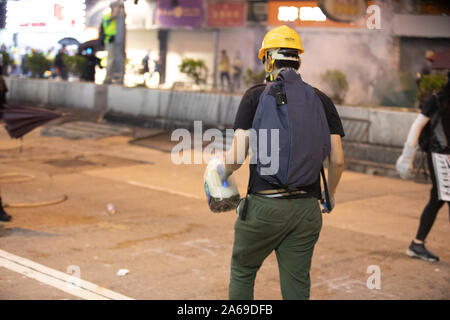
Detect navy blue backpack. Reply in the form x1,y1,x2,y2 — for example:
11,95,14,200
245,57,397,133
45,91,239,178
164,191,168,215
241,69,332,220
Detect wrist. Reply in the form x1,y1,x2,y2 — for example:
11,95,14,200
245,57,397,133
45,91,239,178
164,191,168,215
402,143,416,160
224,163,234,176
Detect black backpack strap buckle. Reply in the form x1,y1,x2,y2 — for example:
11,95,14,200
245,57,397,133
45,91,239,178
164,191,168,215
268,83,287,107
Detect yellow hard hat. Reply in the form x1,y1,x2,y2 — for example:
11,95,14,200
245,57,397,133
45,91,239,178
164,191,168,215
258,25,304,60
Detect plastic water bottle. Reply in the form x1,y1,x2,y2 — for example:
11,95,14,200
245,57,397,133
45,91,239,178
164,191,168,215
107,203,116,215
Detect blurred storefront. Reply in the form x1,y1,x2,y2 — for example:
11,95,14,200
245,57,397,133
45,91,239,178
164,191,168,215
1,0,87,51
1,0,449,106
117,0,263,89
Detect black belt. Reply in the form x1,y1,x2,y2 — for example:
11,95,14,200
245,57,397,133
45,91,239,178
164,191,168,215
255,190,311,199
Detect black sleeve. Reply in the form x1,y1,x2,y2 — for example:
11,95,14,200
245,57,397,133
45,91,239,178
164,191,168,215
233,84,266,130
421,94,438,118
1,77,7,93
99,22,105,46
314,88,345,137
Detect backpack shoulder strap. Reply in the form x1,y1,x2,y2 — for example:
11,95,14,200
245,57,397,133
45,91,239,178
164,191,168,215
313,88,334,212
267,79,287,107
248,83,266,92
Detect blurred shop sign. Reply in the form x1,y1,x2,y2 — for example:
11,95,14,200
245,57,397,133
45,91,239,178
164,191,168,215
207,1,246,27
124,0,155,30
319,0,368,22
6,0,86,32
247,0,267,22
155,0,204,28
267,0,367,28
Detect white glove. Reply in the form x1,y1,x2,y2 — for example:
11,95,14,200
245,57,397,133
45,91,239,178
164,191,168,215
396,143,416,179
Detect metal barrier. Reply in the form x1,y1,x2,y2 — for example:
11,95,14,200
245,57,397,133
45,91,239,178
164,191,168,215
340,116,372,168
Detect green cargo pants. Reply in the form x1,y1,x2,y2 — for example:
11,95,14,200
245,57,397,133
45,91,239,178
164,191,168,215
229,194,322,300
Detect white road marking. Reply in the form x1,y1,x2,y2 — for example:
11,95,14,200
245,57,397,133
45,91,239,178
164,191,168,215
311,275,351,288
182,239,231,257
150,248,188,261
311,275,397,298
0,249,133,300
127,180,203,200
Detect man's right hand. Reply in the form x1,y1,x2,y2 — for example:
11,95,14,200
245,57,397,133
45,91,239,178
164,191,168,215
216,160,231,184
321,191,335,213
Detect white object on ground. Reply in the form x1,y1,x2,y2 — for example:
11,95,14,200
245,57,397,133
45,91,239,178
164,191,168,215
0,249,133,300
116,269,129,276
107,203,116,215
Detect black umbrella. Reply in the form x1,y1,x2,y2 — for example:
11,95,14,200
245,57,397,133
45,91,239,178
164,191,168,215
58,37,80,47
78,39,104,54
2,105,64,139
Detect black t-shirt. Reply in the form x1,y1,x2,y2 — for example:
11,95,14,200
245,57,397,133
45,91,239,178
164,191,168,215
233,83,345,198
421,85,450,150
421,94,440,118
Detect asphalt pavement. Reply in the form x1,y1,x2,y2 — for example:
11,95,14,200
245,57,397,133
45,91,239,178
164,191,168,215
0,120,448,300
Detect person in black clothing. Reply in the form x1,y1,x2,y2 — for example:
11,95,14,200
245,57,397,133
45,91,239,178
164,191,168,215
142,52,150,74
21,52,29,77
54,49,68,80
0,74,12,222
416,51,436,109
81,49,102,82
0,74,6,117
396,72,450,262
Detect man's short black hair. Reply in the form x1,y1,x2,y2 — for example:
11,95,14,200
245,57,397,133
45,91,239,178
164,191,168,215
263,48,300,70
274,59,300,70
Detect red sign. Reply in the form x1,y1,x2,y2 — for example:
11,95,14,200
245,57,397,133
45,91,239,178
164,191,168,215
207,1,247,28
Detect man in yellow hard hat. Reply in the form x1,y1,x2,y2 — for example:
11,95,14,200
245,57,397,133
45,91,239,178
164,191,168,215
218,25,345,299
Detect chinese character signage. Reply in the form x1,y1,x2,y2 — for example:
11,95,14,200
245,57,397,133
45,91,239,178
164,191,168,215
207,1,246,28
155,0,204,28
267,0,368,28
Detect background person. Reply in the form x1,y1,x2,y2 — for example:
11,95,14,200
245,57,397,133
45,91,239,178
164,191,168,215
82,49,102,82
0,74,7,117
142,51,150,74
396,71,450,262
100,3,119,84
0,51,3,75
0,75,11,222
219,50,231,92
54,48,68,80
416,50,436,109
231,51,242,92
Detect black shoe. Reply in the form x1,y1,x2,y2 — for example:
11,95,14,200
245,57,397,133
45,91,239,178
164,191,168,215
0,197,12,222
0,210,12,222
407,241,439,262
